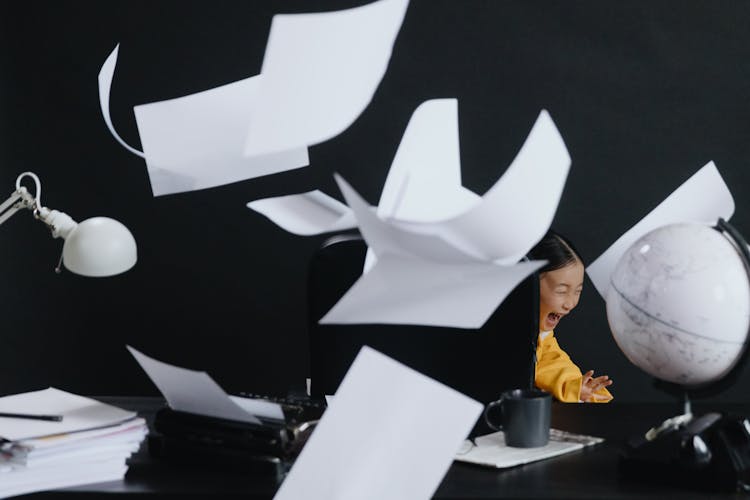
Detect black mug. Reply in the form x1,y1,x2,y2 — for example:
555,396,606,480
484,389,551,448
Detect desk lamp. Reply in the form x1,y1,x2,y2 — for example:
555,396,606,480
0,172,136,276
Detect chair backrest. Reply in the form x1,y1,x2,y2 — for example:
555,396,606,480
307,233,539,414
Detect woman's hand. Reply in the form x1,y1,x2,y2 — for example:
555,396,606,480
579,370,613,402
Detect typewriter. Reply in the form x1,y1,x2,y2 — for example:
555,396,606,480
148,392,326,476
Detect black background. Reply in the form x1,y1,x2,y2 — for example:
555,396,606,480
1,0,749,403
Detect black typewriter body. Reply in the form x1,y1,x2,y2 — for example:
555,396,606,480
148,394,325,476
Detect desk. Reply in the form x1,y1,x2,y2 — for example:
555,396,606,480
26,398,750,499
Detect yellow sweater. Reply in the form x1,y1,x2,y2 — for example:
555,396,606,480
535,330,613,403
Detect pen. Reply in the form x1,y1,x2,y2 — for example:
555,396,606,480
0,412,63,422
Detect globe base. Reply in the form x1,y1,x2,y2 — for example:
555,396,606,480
619,411,750,492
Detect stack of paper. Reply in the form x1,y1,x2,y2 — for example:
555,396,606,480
0,388,147,499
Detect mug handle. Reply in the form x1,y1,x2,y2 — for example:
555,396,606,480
484,396,504,431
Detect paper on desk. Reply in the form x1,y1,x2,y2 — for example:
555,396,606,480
0,458,128,498
127,346,283,422
8,441,142,468
274,346,482,500
454,428,604,469
9,418,147,452
247,190,356,235
0,388,136,442
586,161,735,298
244,0,409,157
98,46,309,197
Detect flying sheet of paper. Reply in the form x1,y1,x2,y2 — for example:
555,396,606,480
244,98,477,260
246,108,566,327
335,174,480,264
391,110,570,264
376,99,479,223
320,174,546,327
98,46,309,197
126,346,283,422
244,0,409,156
0,388,136,442
321,252,545,328
586,161,735,298
363,98,480,271
247,190,356,235
273,346,482,500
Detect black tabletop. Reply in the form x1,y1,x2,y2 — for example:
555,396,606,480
24,397,750,499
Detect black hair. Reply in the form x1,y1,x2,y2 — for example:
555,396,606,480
527,230,583,273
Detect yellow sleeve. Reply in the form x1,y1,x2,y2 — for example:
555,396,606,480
535,333,613,403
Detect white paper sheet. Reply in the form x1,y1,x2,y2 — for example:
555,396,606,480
245,99,475,241
273,346,482,500
377,99,479,223
586,161,735,298
97,45,145,159
319,174,546,327
126,346,284,422
12,419,147,452
247,190,356,235
321,252,545,328
391,110,570,264
0,388,136,442
98,46,309,197
455,429,604,469
363,98,480,271
0,459,128,499
244,0,409,156
8,442,140,468
335,173,476,264
227,395,285,421
246,108,566,328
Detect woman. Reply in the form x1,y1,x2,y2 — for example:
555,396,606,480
527,231,614,403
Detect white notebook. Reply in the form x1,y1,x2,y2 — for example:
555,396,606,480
455,428,604,469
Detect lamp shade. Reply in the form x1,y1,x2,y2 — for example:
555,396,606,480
62,217,137,277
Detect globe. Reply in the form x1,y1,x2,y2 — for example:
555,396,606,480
606,222,750,387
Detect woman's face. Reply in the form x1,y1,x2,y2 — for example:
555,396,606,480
539,260,584,332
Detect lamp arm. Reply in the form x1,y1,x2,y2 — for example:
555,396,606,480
0,188,35,227
0,173,78,239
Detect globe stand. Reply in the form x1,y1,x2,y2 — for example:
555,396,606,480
618,219,750,493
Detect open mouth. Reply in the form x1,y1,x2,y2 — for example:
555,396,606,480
546,312,563,325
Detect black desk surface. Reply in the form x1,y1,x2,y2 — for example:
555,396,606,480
24,397,750,499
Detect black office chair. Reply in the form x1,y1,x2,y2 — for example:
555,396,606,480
306,233,540,434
